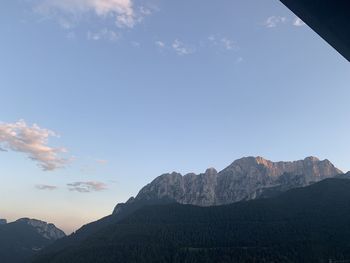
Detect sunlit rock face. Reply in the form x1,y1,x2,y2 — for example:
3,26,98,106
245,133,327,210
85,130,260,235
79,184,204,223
113,156,342,214
16,218,66,241
0,219,7,225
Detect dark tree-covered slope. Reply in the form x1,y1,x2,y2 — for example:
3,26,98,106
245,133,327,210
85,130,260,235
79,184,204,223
37,157,343,259
0,219,65,263
34,177,350,263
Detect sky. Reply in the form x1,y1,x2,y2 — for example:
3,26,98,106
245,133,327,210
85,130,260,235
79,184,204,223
0,0,349,234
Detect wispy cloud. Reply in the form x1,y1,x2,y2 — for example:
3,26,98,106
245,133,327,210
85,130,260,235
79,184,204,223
155,40,165,48
67,181,107,193
172,39,194,56
0,120,69,171
263,16,306,29
154,37,240,56
264,16,287,28
35,184,58,190
35,0,134,28
293,17,306,27
34,0,153,30
208,35,238,51
87,28,120,41
221,38,236,50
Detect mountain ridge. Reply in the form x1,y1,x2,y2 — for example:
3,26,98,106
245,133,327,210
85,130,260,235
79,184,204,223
16,218,66,241
113,156,342,214
33,176,350,263
34,156,344,262
0,217,65,263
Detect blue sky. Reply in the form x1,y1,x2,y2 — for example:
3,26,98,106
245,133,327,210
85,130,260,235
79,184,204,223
0,0,349,233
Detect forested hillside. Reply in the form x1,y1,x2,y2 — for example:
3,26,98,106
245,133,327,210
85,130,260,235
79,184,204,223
34,178,350,263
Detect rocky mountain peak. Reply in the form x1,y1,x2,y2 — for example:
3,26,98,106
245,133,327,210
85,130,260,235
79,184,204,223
304,156,320,162
205,167,218,176
255,156,272,165
225,156,342,178
113,156,343,215
226,156,274,174
231,156,264,166
16,218,66,241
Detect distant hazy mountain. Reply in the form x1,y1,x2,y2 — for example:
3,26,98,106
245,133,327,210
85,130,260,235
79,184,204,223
113,156,342,215
0,218,65,263
33,176,350,263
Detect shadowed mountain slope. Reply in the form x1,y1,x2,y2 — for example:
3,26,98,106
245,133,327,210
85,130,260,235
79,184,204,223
0,218,65,263
33,175,350,263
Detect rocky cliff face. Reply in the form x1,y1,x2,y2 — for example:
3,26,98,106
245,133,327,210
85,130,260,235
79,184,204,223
113,156,342,214
16,218,66,241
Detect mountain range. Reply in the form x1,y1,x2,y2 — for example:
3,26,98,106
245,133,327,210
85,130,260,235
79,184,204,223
1,156,347,262
113,156,342,216
28,156,345,262
33,176,350,263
